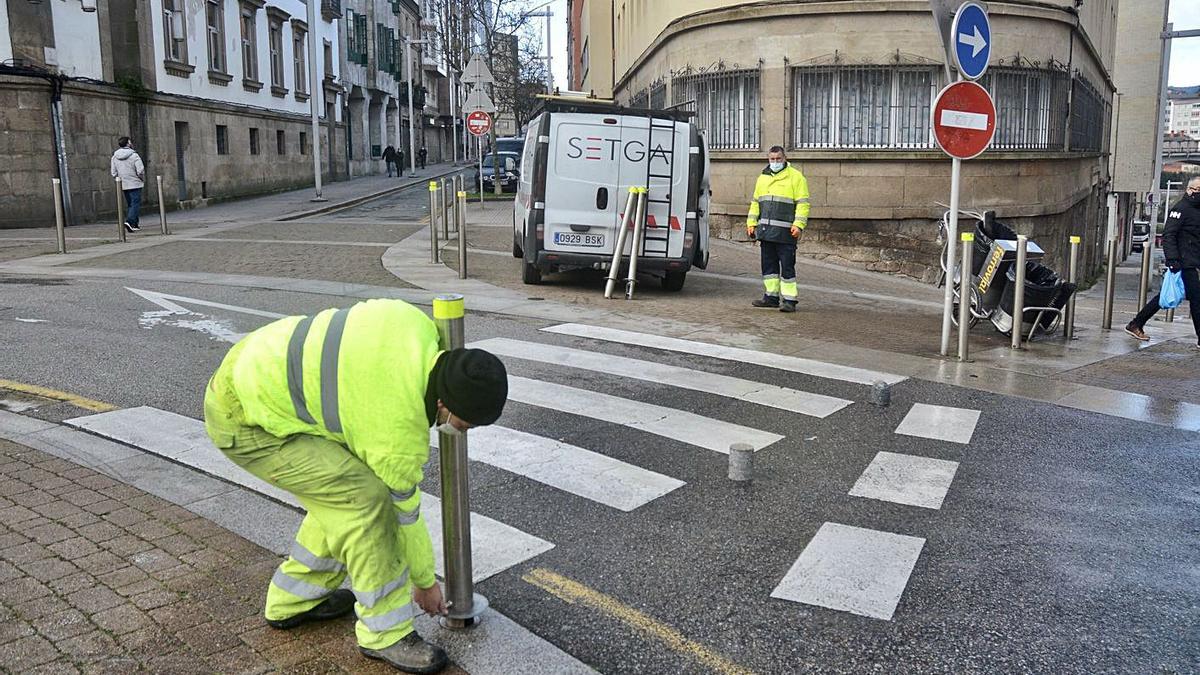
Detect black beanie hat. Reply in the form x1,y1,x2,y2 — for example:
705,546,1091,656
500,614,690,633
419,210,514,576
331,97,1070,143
434,349,508,426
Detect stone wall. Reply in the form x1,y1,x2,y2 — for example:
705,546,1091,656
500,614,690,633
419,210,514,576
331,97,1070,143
0,74,348,229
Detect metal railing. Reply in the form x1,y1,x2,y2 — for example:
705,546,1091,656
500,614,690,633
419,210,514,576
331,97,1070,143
672,67,761,150
984,67,1068,151
791,65,940,149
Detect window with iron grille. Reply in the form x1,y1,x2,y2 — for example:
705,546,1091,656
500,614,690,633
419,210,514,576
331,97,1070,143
649,80,666,110
672,68,760,150
1069,74,1108,152
792,65,939,149
979,67,1068,151
628,88,648,109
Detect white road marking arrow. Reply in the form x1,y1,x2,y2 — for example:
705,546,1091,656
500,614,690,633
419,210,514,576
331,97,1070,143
126,288,287,319
127,288,287,344
958,25,987,58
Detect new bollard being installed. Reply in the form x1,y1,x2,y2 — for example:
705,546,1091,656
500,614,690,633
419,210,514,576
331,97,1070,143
728,443,753,481
51,178,67,254
433,294,488,629
1065,235,1080,339
457,190,468,279
604,188,640,299
428,182,440,264
1011,235,1028,349
115,178,126,243
958,232,974,362
625,186,650,300
156,175,168,235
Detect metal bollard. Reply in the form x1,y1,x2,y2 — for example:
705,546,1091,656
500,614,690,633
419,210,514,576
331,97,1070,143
1065,235,1080,339
1137,226,1153,309
157,175,168,235
958,232,973,362
625,187,649,300
869,381,891,407
115,178,126,243
728,443,753,481
432,294,488,629
429,181,440,264
1011,235,1028,349
1102,236,1117,330
440,178,451,240
457,191,467,280
605,188,640,299
51,178,67,254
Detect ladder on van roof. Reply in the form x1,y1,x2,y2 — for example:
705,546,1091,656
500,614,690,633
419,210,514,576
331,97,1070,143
639,113,677,257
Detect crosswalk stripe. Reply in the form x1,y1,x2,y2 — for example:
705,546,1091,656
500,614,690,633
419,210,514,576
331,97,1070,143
847,451,959,510
770,522,925,621
431,426,684,512
472,338,852,419
65,406,554,583
542,323,906,386
506,376,783,453
894,403,981,445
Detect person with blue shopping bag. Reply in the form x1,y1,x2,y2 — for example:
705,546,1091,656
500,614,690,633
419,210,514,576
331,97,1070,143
1125,176,1200,348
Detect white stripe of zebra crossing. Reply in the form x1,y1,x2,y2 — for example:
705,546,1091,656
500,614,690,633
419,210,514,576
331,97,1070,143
471,338,852,419
894,403,981,445
65,406,553,582
431,426,684,512
506,376,783,453
542,323,906,386
771,522,925,621
848,452,959,510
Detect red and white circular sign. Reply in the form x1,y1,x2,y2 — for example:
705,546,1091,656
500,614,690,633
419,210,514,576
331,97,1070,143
932,80,996,160
466,111,492,137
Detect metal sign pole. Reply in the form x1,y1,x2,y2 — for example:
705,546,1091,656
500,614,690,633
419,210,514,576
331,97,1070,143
432,294,487,630
1011,235,1028,349
1065,235,1080,339
940,157,962,356
958,232,973,361
477,136,484,205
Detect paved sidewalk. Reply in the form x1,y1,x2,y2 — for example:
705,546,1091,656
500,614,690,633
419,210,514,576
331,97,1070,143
0,437,462,674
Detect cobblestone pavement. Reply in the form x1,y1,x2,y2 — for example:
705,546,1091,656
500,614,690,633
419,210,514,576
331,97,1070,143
1062,339,1200,405
0,438,467,675
69,240,418,289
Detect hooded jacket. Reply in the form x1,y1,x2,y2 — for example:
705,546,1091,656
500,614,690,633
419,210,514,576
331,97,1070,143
110,147,145,190
1163,195,1200,270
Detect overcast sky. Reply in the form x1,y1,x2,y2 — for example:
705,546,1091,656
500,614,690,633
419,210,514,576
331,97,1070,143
529,1,1197,89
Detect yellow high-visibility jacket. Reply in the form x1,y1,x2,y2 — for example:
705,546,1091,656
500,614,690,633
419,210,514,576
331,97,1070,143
220,298,441,587
746,163,811,244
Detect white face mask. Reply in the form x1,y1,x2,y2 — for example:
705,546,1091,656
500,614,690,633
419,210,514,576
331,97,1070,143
436,422,464,437
769,161,785,173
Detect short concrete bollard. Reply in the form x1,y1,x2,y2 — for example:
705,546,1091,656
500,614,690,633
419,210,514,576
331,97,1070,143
728,443,753,482
869,381,892,407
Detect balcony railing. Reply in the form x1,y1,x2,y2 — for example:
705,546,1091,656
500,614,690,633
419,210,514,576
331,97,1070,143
321,0,340,21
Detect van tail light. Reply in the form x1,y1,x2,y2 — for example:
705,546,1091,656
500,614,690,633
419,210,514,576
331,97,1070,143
684,232,695,251
536,223,544,241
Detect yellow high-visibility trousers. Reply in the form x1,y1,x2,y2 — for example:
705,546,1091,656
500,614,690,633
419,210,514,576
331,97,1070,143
204,377,423,650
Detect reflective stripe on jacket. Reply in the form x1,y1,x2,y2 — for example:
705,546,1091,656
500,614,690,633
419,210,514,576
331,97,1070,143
746,164,810,244
220,298,441,587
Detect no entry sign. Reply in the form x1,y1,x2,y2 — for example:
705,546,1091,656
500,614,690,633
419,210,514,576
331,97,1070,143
466,111,492,137
932,80,996,160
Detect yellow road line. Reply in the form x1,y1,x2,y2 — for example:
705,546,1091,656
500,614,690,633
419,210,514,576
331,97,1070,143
522,568,755,675
0,379,117,413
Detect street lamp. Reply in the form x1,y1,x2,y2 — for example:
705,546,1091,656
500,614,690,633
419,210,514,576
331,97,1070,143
524,0,556,94
401,36,429,175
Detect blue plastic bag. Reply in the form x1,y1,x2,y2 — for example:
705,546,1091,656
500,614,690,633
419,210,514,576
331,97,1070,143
1160,270,1185,310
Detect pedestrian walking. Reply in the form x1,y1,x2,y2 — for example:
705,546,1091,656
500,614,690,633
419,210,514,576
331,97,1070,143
746,146,810,313
396,148,405,177
382,145,398,177
109,137,145,233
418,146,427,170
1125,176,1200,348
203,298,509,673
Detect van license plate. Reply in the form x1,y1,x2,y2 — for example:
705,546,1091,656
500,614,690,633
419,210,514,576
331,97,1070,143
555,233,605,247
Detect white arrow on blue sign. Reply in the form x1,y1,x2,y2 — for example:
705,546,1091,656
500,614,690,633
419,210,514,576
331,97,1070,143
951,2,991,81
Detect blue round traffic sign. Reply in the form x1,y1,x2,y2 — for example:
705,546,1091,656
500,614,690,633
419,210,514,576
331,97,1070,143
951,2,991,81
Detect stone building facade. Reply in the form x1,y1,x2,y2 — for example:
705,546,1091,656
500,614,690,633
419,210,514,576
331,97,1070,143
568,0,1136,282
0,0,344,229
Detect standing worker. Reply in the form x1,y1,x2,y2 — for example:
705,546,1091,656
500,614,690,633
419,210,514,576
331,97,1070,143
746,146,810,313
203,298,509,673
1125,176,1200,347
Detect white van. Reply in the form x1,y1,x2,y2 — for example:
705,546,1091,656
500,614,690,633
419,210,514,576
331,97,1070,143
512,98,711,290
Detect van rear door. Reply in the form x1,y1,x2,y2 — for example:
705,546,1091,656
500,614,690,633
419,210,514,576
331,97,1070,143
617,115,689,260
543,113,623,255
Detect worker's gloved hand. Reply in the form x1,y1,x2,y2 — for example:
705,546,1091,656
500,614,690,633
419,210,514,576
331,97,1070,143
414,582,448,616
790,226,801,238
746,225,756,239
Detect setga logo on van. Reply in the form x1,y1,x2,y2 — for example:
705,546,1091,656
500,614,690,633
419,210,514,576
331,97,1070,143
566,136,672,165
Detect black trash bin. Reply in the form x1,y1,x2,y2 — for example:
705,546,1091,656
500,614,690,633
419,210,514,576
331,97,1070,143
999,262,1074,331
969,213,1019,277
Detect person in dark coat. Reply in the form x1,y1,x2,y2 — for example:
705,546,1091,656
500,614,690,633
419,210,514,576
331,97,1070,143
382,146,397,177
1126,175,1200,347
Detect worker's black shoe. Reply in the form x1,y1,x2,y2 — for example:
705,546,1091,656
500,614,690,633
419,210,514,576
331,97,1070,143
360,633,449,674
266,589,355,629
779,301,797,313
751,295,780,308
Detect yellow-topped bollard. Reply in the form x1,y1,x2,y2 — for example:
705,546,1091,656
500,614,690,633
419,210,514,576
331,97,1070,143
1066,235,1081,337
432,293,464,322
961,232,974,242
958,231,975,361
429,181,440,264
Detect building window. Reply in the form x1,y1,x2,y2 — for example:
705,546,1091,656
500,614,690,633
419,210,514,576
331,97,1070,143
345,10,368,66
249,128,260,155
266,8,289,96
292,21,307,95
240,2,262,88
1066,73,1108,153
277,129,286,154
163,0,188,64
629,89,648,109
206,0,227,75
323,40,333,77
650,80,666,110
982,67,1069,151
672,68,760,150
792,65,939,149
216,125,229,155
300,131,308,155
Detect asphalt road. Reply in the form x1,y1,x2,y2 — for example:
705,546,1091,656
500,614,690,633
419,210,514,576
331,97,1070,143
2,275,1197,674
